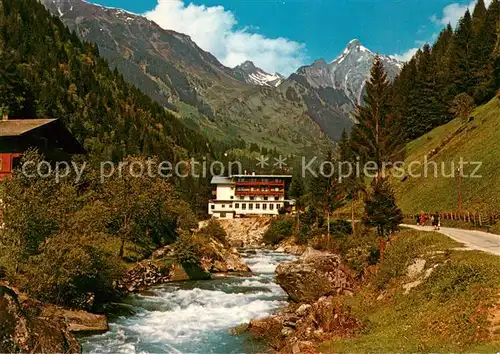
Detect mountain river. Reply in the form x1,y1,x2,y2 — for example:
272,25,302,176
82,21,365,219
79,249,296,353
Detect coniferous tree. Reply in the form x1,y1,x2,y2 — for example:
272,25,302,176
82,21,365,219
447,10,475,98
413,44,450,134
471,0,500,103
363,177,403,237
351,56,405,172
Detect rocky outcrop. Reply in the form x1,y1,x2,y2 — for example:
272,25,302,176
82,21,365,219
276,248,353,302
0,283,81,353
199,238,252,275
247,296,362,353
42,307,108,333
117,260,176,294
119,237,251,294
275,237,307,255
215,218,273,247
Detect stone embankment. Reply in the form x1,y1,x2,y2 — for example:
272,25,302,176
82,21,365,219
245,248,358,353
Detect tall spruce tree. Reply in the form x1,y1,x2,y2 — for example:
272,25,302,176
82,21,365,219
447,10,475,98
351,56,404,172
471,0,500,103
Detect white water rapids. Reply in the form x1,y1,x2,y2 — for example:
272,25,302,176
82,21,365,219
79,250,296,353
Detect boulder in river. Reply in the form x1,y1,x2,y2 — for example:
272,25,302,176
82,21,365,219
42,306,109,333
276,248,352,302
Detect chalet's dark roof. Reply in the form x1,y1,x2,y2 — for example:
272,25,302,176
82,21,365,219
0,119,85,154
0,119,58,137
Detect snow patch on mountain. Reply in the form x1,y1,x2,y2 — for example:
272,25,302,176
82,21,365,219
296,39,402,105
233,61,284,87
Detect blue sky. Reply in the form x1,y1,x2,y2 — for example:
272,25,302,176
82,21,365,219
90,0,486,75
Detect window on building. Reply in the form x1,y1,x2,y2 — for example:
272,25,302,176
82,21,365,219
275,197,279,201
264,197,268,201
235,203,240,208
211,205,215,210
250,196,255,201
242,204,246,210
220,212,226,218
230,196,234,200
256,204,260,209
222,204,225,208
262,204,267,210
270,204,274,210
249,204,253,210
240,196,244,200
276,204,281,209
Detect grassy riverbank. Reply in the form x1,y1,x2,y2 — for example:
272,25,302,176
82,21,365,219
320,229,500,352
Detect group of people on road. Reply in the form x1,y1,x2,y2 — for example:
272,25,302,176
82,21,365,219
415,211,441,230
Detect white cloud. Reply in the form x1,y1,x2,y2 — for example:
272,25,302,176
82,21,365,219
394,0,493,63
144,0,307,75
390,47,419,62
431,0,492,27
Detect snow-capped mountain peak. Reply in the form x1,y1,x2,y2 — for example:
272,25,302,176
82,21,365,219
233,61,284,88
295,39,403,105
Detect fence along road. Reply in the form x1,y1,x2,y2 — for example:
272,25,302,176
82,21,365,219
402,224,500,257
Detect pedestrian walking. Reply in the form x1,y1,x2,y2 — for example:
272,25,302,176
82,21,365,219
432,212,440,230
420,212,426,227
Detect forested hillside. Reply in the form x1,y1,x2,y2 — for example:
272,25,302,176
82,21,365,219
42,0,336,155
392,0,499,141
0,0,210,161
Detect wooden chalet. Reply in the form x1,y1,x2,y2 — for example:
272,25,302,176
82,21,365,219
0,115,85,179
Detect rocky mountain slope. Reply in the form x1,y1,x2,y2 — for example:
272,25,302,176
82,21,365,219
233,61,284,87
42,0,337,153
42,0,402,147
276,39,402,140
293,39,402,106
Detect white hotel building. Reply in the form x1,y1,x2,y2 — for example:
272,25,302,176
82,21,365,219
208,174,293,219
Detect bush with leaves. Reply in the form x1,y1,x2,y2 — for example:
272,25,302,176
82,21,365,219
199,219,228,246
24,233,124,309
172,232,203,266
263,216,295,245
0,153,200,308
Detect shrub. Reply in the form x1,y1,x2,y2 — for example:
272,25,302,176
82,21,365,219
25,234,124,309
422,263,490,301
262,216,295,245
329,219,353,238
200,219,228,246
172,232,202,266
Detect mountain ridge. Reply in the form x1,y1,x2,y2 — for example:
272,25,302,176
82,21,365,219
233,61,284,87
42,0,401,147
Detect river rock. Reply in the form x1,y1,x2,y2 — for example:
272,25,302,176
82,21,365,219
247,295,361,353
117,261,174,294
276,248,352,302
0,283,81,353
42,307,109,333
295,304,312,316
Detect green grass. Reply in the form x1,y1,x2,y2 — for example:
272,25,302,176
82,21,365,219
319,229,500,353
393,97,500,215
